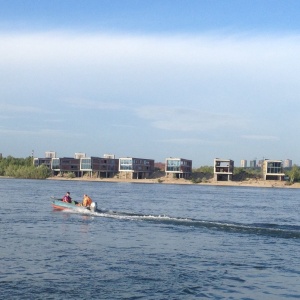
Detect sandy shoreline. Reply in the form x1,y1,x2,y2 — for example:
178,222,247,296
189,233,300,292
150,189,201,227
45,176,300,189
1,175,298,188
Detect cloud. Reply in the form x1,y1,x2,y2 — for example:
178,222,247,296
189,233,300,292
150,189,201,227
1,31,300,109
136,106,247,132
112,124,136,128
0,103,42,113
64,98,123,110
1,31,300,71
0,128,81,137
161,138,223,145
0,30,299,163
241,135,279,141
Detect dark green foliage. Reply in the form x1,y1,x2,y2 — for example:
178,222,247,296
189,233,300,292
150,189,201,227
191,166,214,183
193,166,214,174
233,167,262,181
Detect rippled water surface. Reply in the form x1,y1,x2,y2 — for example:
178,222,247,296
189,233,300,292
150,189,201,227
1,178,300,299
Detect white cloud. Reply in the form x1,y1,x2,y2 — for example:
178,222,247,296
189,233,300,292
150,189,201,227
1,31,300,108
161,138,223,145
64,98,123,110
1,30,299,163
0,103,42,113
1,31,300,71
241,135,279,141
0,128,81,137
136,106,247,132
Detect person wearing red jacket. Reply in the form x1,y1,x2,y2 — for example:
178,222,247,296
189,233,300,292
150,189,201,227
62,192,72,203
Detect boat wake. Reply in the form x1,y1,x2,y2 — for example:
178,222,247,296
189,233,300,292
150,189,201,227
60,206,300,239
82,209,300,240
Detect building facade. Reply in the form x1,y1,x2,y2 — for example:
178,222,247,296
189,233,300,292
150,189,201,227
51,157,81,177
119,157,154,179
240,159,247,168
74,152,86,159
283,159,292,169
165,158,192,179
262,160,285,180
33,157,52,168
80,156,119,178
45,151,56,158
214,158,234,181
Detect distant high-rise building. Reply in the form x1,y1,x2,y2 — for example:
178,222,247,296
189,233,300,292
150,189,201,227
241,160,247,168
283,159,292,168
103,154,115,159
250,160,256,168
257,160,264,168
45,151,56,158
74,152,86,159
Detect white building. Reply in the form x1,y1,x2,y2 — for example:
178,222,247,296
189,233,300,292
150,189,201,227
283,159,292,168
45,151,56,158
74,152,86,159
103,154,115,159
240,160,247,168
262,160,285,180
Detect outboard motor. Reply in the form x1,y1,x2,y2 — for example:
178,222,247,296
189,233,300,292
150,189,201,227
90,202,97,212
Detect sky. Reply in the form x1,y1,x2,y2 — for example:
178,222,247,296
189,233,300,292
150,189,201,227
1,0,300,167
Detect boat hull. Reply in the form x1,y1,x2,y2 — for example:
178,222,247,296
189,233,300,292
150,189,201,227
51,199,89,211
51,196,98,212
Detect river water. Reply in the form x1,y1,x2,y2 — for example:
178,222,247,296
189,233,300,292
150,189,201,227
1,178,300,299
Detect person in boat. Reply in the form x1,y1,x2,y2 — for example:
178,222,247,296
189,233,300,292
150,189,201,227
82,194,92,207
62,192,72,203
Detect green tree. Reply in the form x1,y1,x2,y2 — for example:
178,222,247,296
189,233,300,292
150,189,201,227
0,156,51,179
287,165,300,183
193,166,214,174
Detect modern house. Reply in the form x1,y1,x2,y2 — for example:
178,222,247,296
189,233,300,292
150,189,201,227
33,157,52,168
119,157,154,179
165,157,192,179
262,159,285,180
34,151,56,168
214,158,234,181
51,157,81,177
80,156,119,178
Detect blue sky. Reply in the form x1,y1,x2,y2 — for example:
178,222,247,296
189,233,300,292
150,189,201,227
1,0,300,167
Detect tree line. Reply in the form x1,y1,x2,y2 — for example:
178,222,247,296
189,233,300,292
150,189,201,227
0,156,51,179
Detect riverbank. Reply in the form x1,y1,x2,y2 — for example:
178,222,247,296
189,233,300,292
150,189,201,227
46,176,300,189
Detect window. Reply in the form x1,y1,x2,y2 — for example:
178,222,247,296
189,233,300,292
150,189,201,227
52,158,60,169
81,158,91,170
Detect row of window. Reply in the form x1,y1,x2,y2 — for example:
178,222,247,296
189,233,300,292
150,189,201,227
266,168,283,174
167,160,192,167
120,159,152,165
